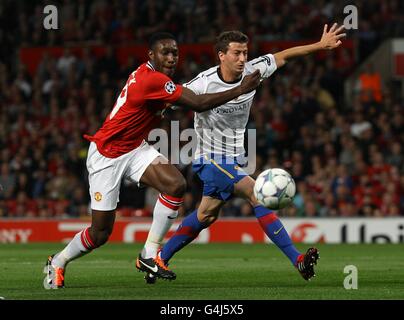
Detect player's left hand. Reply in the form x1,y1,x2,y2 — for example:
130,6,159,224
319,23,346,50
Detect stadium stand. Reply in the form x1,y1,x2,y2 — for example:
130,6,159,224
0,0,403,218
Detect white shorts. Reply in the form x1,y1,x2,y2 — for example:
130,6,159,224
86,141,163,211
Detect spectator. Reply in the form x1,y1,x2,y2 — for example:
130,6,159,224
57,48,77,80
0,163,16,199
386,141,404,170
66,187,89,218
45,166,70,200
0,199,9,217
357,63,382,104
240,202,254,217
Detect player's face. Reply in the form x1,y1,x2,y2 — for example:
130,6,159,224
149,39,179,77
219,42,248,76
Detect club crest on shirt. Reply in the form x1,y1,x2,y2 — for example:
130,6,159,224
165,81,176,94
94,192,102,201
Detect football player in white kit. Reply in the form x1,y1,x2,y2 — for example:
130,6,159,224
156,24,346,282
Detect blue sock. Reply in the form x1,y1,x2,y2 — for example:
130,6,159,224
160,210,207,263
254,205,301,265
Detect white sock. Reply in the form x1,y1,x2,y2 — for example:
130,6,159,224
141,194,183,259
52,227,96,268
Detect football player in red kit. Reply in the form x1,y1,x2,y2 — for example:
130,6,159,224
43,32,261,289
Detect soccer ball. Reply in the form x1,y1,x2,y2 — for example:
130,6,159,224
253,168,296,210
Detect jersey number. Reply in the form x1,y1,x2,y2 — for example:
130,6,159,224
110,84,128,120
109,70,137,120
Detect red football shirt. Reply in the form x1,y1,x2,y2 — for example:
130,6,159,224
84,62,183,158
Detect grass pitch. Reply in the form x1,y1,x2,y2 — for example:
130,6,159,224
0,243,403,300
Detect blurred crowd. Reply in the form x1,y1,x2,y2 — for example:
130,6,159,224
0,0,403,219
2,0,404,59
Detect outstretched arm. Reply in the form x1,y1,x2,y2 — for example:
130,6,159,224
274,23,346,68
175,69,261,112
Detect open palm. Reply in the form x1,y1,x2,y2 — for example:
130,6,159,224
320,23,346,50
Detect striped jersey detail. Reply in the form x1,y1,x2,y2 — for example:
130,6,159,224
251,55,271,66
185,76,200,86
146,61,155,71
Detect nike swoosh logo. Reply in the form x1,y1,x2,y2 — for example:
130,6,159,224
167,216,177,219
139,260,158,273
274,226,284,235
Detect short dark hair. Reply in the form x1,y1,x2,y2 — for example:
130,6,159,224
215,31,249,54
149,32,177,49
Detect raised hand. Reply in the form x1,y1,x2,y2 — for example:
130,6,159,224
319,23,346,50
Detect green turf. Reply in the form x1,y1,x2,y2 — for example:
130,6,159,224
0,243,403,300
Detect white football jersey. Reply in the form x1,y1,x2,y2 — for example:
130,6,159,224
184,54,277,158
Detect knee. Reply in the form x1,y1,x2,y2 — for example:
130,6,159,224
89,228,111,247
164,176,187,198
198,212,218,226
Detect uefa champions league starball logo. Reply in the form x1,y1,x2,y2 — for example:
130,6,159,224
164,81,176,94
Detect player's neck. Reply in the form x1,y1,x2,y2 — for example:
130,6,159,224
218,66,241,83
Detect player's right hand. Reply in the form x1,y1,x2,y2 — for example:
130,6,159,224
240,69,261,94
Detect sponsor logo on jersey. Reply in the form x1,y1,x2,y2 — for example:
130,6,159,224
164,81,176,94
213,102,250,114
94,192,102,201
